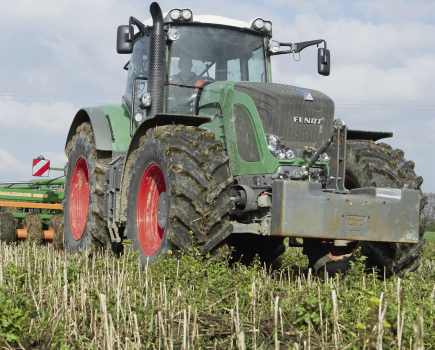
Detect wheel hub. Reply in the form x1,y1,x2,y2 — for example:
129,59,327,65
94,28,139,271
157,192,167,229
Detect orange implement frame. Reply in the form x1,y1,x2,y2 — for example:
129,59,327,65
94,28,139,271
0,200,63,210
16,224,54,241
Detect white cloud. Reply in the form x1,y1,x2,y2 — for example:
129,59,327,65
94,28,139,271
0,0,433,193
0,98,78,135
354,0,435,22
0,149,27,178
0,149,66,182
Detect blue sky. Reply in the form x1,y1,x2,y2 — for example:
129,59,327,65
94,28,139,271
0,0,434,192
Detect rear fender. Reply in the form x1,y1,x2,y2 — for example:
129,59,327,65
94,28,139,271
65,105,131,154
65,107,112,153
347,129,393,142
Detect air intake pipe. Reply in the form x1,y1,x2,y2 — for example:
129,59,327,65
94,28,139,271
147,2,165,118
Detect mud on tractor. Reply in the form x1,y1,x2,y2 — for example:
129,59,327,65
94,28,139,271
0,156,64,249
60,2,427,277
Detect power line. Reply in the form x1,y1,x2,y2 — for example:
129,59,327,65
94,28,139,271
336,108,434,110
0,95,119,100
337,103,435,107
335,100,435,103
0,90,433,103
0,90,120,96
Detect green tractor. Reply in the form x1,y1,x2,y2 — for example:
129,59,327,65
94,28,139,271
63,2,427,276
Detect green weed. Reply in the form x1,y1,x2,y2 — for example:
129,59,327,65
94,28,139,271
0,240,434,349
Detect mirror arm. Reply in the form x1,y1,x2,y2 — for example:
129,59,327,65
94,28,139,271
293,39,326,53
129,16,149,36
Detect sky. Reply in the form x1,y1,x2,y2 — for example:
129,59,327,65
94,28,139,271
0,0,434,192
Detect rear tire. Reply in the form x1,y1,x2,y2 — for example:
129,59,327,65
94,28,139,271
125,125,233,265
63,122,112,252
347,140,427,277
0,212,16,244
304,140,427,277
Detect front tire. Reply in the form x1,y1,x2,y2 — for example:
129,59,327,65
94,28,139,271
63,122,112,252
125,125,233,265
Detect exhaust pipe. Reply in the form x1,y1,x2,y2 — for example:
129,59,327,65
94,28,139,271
148,2,165,118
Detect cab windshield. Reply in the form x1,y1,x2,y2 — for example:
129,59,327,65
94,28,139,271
167,26,266,114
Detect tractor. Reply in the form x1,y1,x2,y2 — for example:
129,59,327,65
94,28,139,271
61,2,427,277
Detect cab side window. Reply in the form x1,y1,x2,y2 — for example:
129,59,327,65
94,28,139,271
124,36,149,110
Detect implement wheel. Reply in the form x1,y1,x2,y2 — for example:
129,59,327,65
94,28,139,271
25,213,43,245
305,140,427,277
63,122,112,252
0,212,17,244
125,125,233,264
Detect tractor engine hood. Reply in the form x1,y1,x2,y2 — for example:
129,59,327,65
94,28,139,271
234,82,335,158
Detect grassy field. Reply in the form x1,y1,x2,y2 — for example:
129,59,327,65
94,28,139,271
424,232,435,242
0,239,434,349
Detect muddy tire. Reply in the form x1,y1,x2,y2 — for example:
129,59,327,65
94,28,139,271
63,122,112,252
305,140,427,277
227,234,285,266
0,212,16,244
125,125,233,265
347,140,427,277
25,213,43,245
50,215,64,251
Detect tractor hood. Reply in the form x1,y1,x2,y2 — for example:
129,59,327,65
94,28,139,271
234,82,335,158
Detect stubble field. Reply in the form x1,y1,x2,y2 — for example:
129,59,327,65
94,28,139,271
0,235,434,349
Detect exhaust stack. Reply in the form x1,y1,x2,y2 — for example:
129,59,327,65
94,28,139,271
147,2,165,118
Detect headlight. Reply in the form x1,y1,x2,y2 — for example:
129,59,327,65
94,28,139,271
320,152,330,162
265,134,297,160
268,40,280,53
274,148,285,159
167,28,180,41
253,19,264,30
170,10,181,21
264,22,272,32
134,112,143,122
182,9,192,20
286,149,296,160
140,92,152,108
267,135,278,152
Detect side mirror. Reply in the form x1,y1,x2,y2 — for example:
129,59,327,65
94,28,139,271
318,48,330,76
117,25,134,54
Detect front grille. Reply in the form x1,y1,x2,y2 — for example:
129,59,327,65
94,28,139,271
234,83,335,157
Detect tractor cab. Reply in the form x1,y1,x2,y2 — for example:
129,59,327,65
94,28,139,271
165,24,268,114
120,9,274,122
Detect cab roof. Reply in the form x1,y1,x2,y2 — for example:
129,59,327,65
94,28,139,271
142,11,271,36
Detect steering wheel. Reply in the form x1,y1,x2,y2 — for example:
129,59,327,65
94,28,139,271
195,76,215,84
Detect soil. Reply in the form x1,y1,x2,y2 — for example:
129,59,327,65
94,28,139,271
25,213,43,245
0,212,16,244
51,214,64,251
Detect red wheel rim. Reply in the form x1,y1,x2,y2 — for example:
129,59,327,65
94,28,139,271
137,163,166,256
322,174,360,261
69,157,90,240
